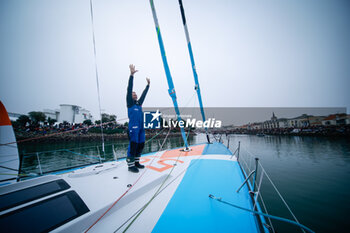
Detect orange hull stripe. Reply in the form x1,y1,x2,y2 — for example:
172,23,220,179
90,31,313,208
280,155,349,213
0,101,12,126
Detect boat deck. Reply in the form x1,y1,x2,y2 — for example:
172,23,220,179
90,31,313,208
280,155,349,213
0,142,266,233
152,159,259,233
78,142,263,233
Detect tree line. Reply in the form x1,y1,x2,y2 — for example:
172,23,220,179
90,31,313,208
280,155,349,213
13,111,118,128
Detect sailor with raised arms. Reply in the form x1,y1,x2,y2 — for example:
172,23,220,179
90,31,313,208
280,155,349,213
126,64,150,173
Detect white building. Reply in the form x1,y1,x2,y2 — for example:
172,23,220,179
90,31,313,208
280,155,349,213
277,118,289,128
287,114,311,128
261,112,279,129
43,109,59,121
247,123,261,130
57,104,93,124
346,115,350,125
8,112,21,122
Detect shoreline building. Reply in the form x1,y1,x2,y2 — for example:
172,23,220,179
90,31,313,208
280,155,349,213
43,109,60,121
9,104,94,124
322,113,348,126
57,104,94,124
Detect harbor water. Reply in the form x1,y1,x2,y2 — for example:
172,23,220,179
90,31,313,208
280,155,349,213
18,134,350,233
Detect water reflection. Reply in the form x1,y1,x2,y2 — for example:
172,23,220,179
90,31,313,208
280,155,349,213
223,134,350,233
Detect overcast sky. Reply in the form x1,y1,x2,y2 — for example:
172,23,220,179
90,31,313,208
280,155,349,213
1,0,349,121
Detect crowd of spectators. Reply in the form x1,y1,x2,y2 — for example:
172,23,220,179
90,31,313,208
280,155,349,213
13,121,128,137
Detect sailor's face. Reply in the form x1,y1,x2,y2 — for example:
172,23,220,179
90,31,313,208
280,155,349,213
132,92,137,100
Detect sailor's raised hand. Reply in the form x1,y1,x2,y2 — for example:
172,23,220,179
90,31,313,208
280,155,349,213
146,77,150,85
129,64,138,76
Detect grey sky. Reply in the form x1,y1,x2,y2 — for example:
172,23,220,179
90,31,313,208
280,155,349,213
1,0,349,121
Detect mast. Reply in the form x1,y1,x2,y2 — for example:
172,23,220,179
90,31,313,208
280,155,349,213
178,0,210,143
149,0,190,150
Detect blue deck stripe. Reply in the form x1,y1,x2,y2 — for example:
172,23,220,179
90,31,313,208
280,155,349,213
152,159,259,233
202,142,232,155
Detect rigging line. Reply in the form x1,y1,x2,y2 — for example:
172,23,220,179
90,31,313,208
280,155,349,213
258,192,276,233
22,141,129,157
84,128,171,233
209,195,314,233
21,128,163,158
0,158,19,164
239,150,265,198
122,141,185,232
253,171,264,211
241,145,304,233
0,165,18,172
122,123,192,232
175,92,197,125
89,0,105,153
122,126,195,232
114,150,207,232
149,0,189,150
178,0,209,143
1,144,17,148
0,119,122,147
64,149,102,160
258,161,306,233
122,145,187,232
177,92,196,116
145,128,166,144
0,173,29,177
143,91,196,118
183,91,196,108
185,126,191,143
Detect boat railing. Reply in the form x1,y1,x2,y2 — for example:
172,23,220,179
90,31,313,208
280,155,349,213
228,139,313,233
15,129,168,179
18,144,116,179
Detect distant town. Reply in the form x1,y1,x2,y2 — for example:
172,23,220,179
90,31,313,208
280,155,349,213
214,112,350,137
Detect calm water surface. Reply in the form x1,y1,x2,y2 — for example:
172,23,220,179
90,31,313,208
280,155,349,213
18,134,350,233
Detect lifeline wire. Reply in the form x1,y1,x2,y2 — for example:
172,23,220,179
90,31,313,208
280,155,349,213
209,195,314,233
240,145,306,233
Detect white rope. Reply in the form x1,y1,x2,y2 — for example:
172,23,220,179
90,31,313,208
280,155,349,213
89,0,105,153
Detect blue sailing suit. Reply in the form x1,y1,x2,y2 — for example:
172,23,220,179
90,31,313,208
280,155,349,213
126,75,149,166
